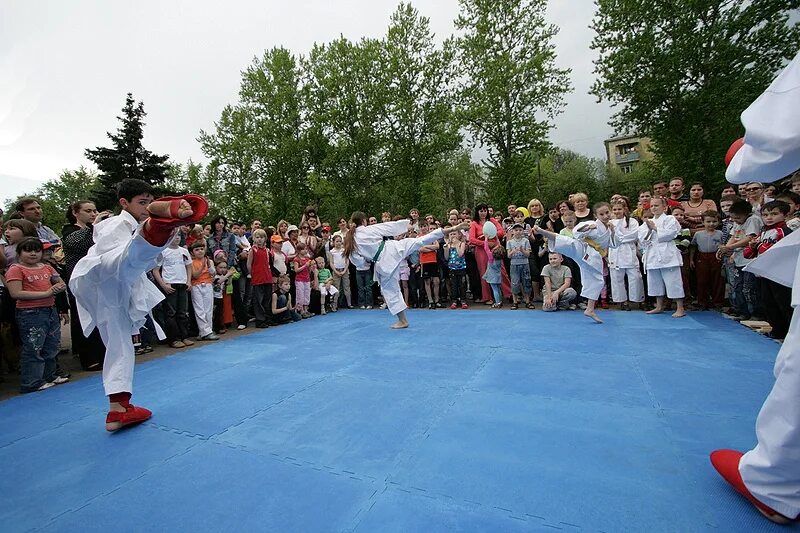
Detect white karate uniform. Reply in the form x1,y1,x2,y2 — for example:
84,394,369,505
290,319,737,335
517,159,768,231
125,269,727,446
553,220,609,301
69,211,168,396
350,219,443,316
608,218,644,303
726,50,800,519
638,214,684,299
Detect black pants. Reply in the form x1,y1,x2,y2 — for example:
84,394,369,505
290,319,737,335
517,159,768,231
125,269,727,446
252,283,272,326
450,270,467,303
465,249,482,300
163,284,191,341
761,277,792,339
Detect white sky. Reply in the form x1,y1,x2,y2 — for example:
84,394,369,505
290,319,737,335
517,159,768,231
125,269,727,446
0,0,614,205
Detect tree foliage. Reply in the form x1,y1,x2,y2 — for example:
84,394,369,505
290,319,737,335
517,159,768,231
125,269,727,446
591,0,800,191
454,0,572,208
85,93,170,210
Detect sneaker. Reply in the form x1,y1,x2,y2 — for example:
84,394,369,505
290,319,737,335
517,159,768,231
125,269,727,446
429,302,435,310
201,333,220,341
237,324,246,330
366,305,373,310
450,302,457,309
37,382,56,391
568,304,577,310
170,340,187,349
321,309,327,315
435,301,444,308
461,302,469,310
360,305,367,310
52,376,69,385
578,302,587,310
182,338,195,346
379,303,387,310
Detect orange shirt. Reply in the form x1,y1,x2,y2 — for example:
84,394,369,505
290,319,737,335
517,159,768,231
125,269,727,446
5,263,58,308
420,250,437,264
191,257,213,285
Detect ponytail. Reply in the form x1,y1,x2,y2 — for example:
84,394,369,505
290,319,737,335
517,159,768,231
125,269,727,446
343,212,366,259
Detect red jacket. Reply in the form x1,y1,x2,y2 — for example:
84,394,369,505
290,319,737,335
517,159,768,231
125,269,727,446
743,222,791,259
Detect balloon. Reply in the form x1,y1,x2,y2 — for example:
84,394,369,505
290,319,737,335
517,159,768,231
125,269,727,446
516,207,530,218
483,221,497,239
725,137,744,167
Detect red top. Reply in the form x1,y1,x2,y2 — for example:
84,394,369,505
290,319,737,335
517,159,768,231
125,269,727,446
250,246,272,285
294,256,312,282
468,219,505,248
5,263,58,308
420,250,437,264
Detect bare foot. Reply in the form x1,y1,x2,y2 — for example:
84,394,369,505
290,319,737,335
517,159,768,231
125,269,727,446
672,310,686,318
646,308,663,315
390,320,409,329
148,199,193,219
584,309,603,323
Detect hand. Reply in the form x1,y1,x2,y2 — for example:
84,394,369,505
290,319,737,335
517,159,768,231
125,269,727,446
161,283,175,294
607,223,615,233
577,224,595,233
51,281,67,295
689,260,695,270
646,219,656,230
59,312,69,325
548,294,557,306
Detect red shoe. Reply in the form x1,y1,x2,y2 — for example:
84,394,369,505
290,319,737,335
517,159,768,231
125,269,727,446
106,403,152,432
450,302,457,309
710,449,795,524
461,302,469,310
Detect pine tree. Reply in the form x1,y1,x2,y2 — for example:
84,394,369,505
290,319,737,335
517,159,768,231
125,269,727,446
85,93,170,210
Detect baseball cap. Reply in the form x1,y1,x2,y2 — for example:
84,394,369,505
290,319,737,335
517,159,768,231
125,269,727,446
270,235,284,243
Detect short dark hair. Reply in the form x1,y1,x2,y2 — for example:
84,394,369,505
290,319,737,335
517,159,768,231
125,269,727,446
117,179,153,201
4,218,37,237
720,194,739,204
762,200,790,216
189,239,207,251
776,191,800,205
16,236,43,255
701,210,719,220
15,197,41,213
728,199,753,216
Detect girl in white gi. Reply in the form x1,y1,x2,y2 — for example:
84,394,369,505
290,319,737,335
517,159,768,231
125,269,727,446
608,199,644,310
638,196,686,318
70,179,208,432
343,212,469,329
533,202,612,323
711,50,800,524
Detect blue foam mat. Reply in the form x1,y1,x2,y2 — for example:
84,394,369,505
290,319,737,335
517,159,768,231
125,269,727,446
0,309,792,532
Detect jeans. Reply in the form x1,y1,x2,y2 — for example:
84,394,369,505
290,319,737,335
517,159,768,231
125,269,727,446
510,263,532,296
163,284,190,341
16,306,60,392
733,267,757,318
356,270,373,306
490,283,502,304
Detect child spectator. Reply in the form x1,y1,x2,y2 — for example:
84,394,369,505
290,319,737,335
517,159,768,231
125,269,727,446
248,229,272,328
4,237,69,392
541,252,577,311
314,256,338,314
271,274,301,324
444,228,468,309
719,199,763,320
293,242,314,318
152,233,194,348
406,228,422,308
742,200,792,338
419,224,442,309
718,195,739,309
506,223,533,309
690,211,724,309
775,191,800,231
212,254,236,334
483,245,505,308
671,206,693,302
608,199,644,310
639,197,686,318
329,234,351,309
270,234,287,280
189,239,218,340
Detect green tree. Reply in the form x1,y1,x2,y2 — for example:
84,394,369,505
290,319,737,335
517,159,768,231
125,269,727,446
454,0,572,209
591,0,800,190
85,93,170,210
378,3,462,211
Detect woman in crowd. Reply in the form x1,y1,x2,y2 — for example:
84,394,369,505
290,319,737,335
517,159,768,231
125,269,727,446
468,204,511,305
680,183,718,233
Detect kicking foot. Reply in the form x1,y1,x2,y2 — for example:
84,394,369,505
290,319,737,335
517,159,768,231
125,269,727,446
147,199,194,220
710,450,795,524
106,403,152,432
672,310,686,318
646,308,663,315
390,320,409,329
584,309,603,323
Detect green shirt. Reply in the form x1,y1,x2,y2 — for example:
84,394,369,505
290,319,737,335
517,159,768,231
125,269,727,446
318,267,332,284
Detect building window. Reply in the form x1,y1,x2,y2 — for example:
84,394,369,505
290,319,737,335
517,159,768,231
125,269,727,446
621,164,633,174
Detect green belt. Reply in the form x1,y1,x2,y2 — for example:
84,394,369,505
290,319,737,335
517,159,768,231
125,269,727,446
372,240,385,263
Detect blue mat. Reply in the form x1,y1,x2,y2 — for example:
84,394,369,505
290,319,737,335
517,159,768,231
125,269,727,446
0,310,792,532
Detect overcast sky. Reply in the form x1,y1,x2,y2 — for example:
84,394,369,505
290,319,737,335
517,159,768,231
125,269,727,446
0,0,614,205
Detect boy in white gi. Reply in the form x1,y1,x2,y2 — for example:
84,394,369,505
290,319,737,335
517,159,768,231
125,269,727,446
533,202,611,323
711,49,800,524
343,211,469,329
638,196,686,318
70,179,208,431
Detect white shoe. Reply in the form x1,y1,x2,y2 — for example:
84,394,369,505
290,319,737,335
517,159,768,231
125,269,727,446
237,324,246,330
366,305,373,310
37,382,56,391
52,376,69,385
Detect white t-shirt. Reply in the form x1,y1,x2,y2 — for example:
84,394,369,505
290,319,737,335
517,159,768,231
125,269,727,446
281,241,296,259
731,216,764,267
158,247,192,284
330,248,347,270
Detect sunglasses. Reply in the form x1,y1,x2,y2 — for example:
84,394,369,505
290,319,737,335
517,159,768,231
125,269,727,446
745,187,762,192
